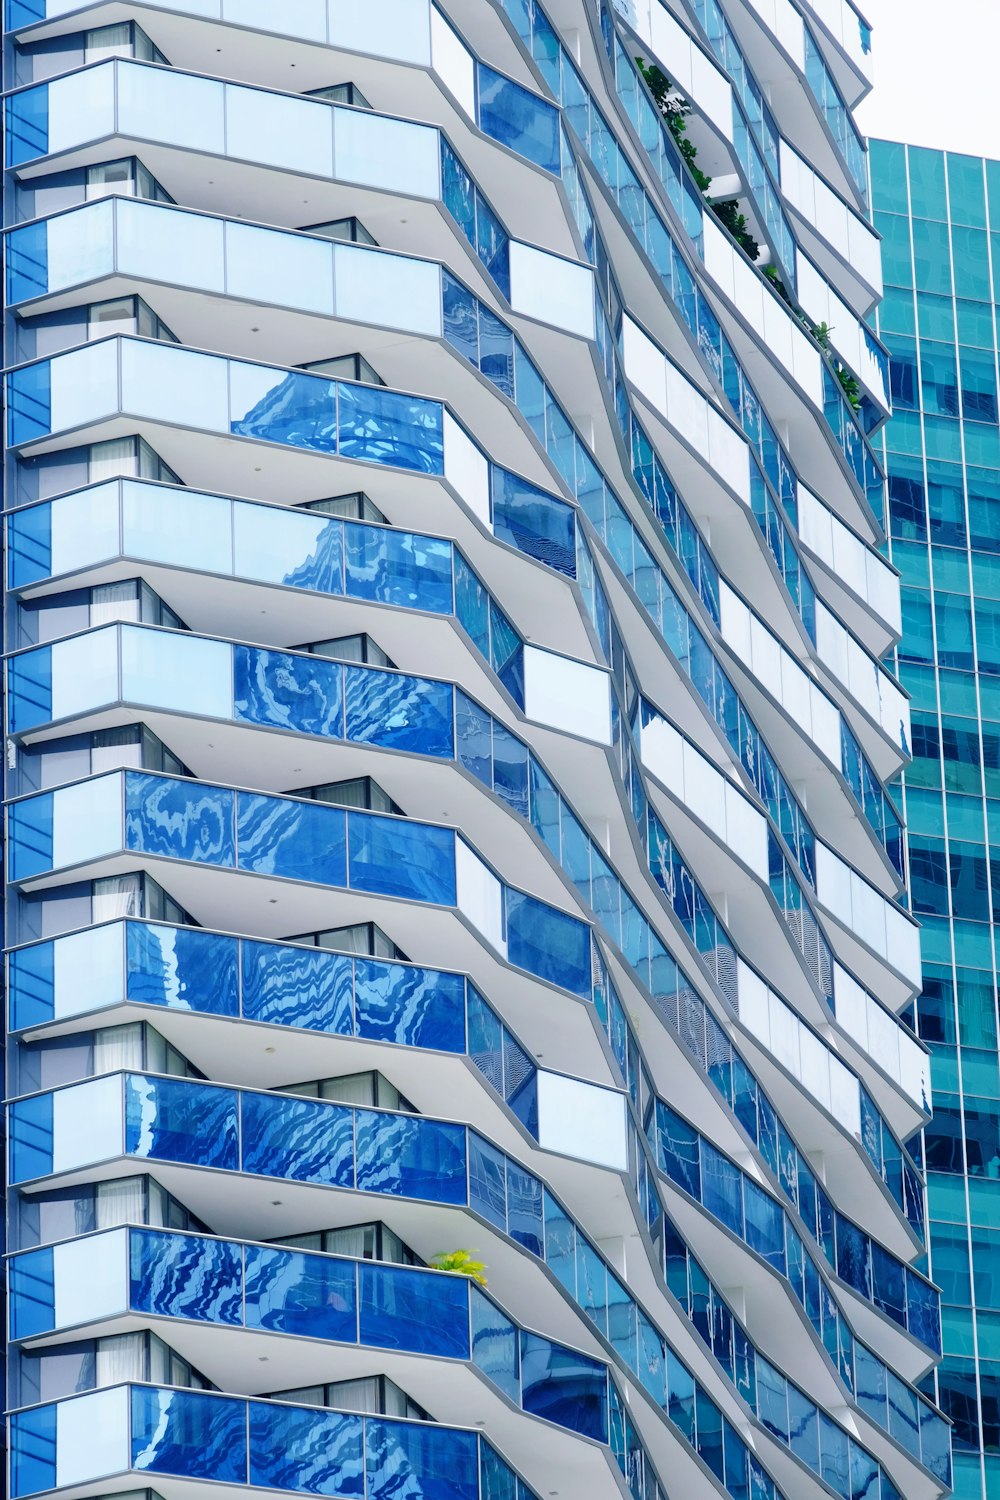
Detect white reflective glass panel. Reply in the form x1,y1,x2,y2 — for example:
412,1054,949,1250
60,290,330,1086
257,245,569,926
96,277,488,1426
49,483,120,576
333,109,439,196
51,773,123,868
121,626,232,718
225,84,333,176
120,341,229,431
328,0,432,63
51,626,120,721
44,200,114,294
232,501,328,584
224,0,325,39
49,340,119,432
117,62,224,153
47,63,116,154
116,200,226,293
121,481,232,574
334,244,441,336
226,222,334,315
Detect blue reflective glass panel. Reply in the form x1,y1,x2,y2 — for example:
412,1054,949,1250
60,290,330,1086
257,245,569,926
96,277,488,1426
366,1418,478,1500
355,1110,467,1203
9,938,55,1031
491,468,575,576
234,647,344,738
125,1076,238,1171
471,1287,519,1403
126,923,239,1016
131,1387,247,1482
249,1401,364,1497
359,1262,470,1357
244,1243,358,1341
354,958,466,1051
344,523,454,614
130,1228,243,1325
344,667,454,758
231,366,336,452
347,812,456,903
337,383,444,473
476,65,560,175
240,1091,355,1187
236,792,347,887
504,890,590,995
9,1246,54,1339
241,940,354,1034
11,1403,56,1498
519,1332,608,1441
125,775,235,866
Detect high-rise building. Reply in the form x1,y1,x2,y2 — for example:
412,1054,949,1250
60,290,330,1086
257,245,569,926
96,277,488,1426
872,136,1000,1500
1,7,948,1500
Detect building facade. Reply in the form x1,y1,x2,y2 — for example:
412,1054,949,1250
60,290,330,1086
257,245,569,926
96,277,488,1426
872,137,1000,1500
1,6,947,1500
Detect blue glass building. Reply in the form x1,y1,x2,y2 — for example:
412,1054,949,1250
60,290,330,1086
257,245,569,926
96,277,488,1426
872,136,1000,1500
1,6,948,1500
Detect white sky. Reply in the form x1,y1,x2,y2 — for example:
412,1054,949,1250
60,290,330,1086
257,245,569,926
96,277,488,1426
855,0,1000,158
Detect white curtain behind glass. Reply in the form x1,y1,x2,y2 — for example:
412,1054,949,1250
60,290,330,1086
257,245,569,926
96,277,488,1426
96,1333,145,1386
94,1023,144,1074
96,1176,146,1228
89,437,138,482
91,581,140,626
93,874,142,921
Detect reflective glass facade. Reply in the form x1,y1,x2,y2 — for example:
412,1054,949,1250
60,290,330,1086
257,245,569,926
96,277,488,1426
2,9,942,1500
873,137,1000,1500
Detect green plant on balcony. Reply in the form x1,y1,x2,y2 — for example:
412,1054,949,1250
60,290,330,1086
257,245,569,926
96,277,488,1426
810,322,862,412
762,263,790,304
835,363,862,412
634,54,863,413
811,320,831,351
635,57,768,264
431,1249,488,1286
635,57,712,192
709,198,760,261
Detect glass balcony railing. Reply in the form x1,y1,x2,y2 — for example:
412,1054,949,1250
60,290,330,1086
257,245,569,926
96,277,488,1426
5,477,919,1201
802,27,868,201
9,1382,539,1500
687,0,782,179
8,1069,917,1500
6,478,551,712
11,1225,613,1446
446,256,903,877
605,22,797,284
8,615,923,1254
6,333,903,880
11,1219,947,1496
3,79,900,836
7,917,552,1149
652,1099,940,1354
6,768,596,999
662,1216,951,1486
8,916,947,1485
495,0,885,516
3,45,884,518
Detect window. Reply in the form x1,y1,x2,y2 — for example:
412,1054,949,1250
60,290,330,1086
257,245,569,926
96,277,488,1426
304,491,385,523
279,1070,415,1113
300,352,384,386
308,633,394,668
85,22,169,66
303,216,377,246
306,83,371,108
308,777,399,815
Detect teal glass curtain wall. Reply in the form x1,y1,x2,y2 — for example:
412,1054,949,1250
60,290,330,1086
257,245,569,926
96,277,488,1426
874,136,1000,1500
